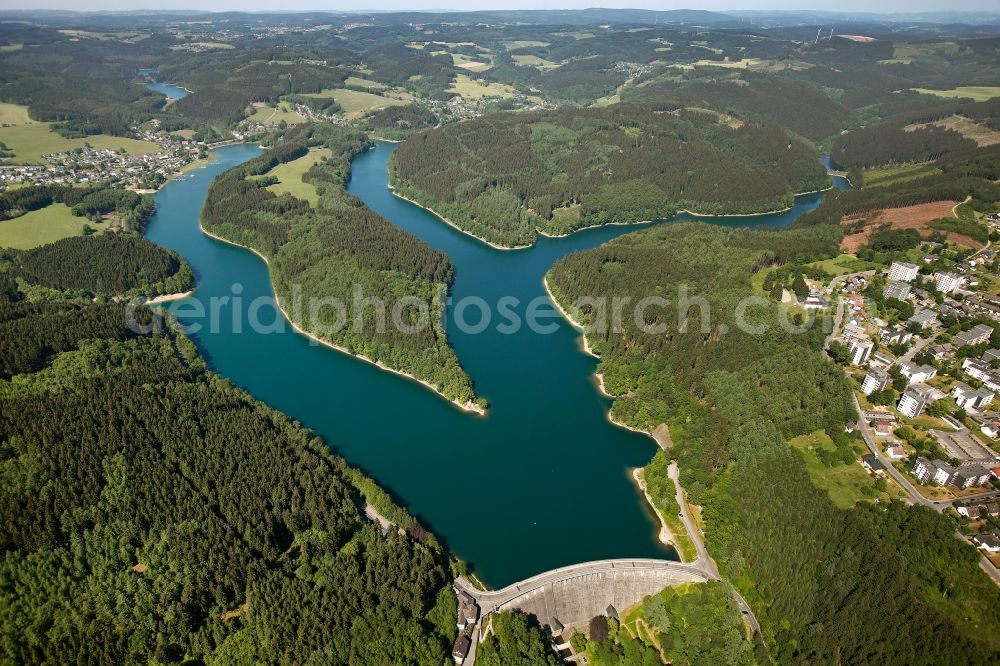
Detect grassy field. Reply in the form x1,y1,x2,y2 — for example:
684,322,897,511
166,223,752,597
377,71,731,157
0,102,158,164
807,253,882,276
245,103,306,126
912,86,1000,102
263,148,332,206
447,74,518,100
452,53,492,71
0,203,110,250
863,162,942,188
303,89,409,118
789,430,906,508
343,76,385,90
504,40,550,49
512,54,558,70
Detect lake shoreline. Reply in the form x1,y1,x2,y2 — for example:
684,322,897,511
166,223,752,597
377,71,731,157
631,467,680,552
197,222,486,416
397,181,837,246
387,184,533,251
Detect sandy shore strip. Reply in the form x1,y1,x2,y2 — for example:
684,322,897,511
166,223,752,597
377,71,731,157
198,223,486,416
145,289,194,304
631,468,679,551
387,185,533,251
542,276,598,358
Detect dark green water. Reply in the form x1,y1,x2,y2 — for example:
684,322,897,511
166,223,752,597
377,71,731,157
146,141,846,587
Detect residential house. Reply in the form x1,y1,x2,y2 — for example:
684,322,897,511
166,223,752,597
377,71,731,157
982,421,1000,439
899,362,937,385
885,445,907,459
888,261,919,282
908,308,938,329
883,280,911,301
880,327,913,346
957,505,983,520
846,335,874,366
870,350,895,367
802,289,828,309
983,348,1000,363
929,343,954,361
874,419,895,437
912,457,952,485
952,463,992,488
861,367,890,396
962,357,993,382
456,593,479,630
898,384,939,418
861,454,885,474
955,324,994,347
972,533,1000,554
952,383,995,411
452,636,471,665
934,272,962,294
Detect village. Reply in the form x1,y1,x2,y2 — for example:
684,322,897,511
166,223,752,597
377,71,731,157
817,238,1000,571
0,124,207,190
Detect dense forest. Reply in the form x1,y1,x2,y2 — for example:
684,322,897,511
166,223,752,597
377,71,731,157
392,105,829,247
792,143,1000,234
0,264,456,663
548,222,1000,664
8,234,192,298
201,123,479,408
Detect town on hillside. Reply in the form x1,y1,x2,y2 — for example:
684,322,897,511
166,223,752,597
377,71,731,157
821,245,1000,569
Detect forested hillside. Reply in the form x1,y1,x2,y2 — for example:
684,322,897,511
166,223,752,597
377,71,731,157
392,104,829,247
548,222,1000,664
0,267,456,663
792,143,1000,235
202,123,478,409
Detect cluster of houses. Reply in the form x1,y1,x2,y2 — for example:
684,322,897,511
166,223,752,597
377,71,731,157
451,590,480,664
0,129,203,189
911,457,997,489
956,502,1000,554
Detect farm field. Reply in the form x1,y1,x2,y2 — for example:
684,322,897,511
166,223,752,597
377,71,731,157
840,200,980,252
0,203,109,249
447,73,518,99
452,53,492,71
512,54,558,69
263,147,332,206
245,103,306,126
343,76,385,90
862,162,942,188
0,102,158,164
911,86,1000,101
303,89,409,118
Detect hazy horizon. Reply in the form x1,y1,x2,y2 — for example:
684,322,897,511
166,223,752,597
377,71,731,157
2,2,999,16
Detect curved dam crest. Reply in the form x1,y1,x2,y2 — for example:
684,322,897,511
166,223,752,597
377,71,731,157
145,141,846,588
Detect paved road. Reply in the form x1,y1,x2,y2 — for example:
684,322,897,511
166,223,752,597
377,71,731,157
822,270,875,352
667,461,761,634
852,395,1000,587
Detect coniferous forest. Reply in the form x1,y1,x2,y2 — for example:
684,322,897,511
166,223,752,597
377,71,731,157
391,105,829,247
0,267,455,664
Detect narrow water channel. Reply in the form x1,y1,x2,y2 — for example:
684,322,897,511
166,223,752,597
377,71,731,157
146,141,846,587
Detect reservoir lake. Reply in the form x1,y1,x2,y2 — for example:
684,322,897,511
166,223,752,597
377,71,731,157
146,141,847,587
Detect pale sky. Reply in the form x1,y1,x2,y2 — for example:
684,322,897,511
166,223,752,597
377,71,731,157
0,1,997,14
